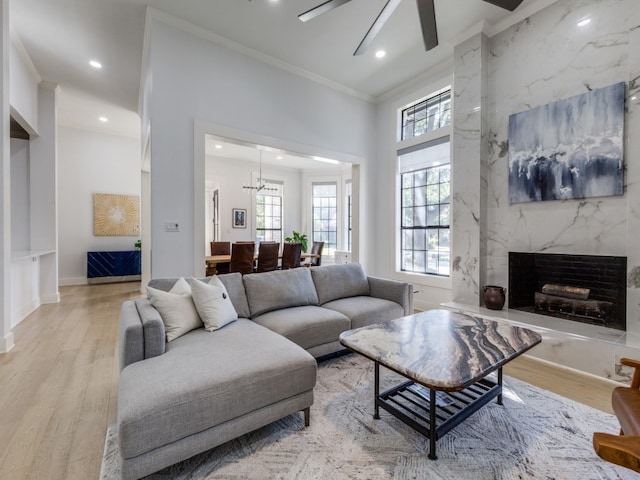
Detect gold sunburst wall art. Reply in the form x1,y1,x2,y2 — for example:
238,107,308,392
93,193,140,236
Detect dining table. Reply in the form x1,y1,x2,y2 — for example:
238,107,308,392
205,252,319,268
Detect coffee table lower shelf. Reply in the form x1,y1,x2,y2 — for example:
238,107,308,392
374,363,503,460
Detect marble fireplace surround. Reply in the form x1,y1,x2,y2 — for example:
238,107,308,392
446,0,640,384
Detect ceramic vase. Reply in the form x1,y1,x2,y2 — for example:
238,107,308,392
483,285,506,310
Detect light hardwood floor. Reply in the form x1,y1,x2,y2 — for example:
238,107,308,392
0,283,621,479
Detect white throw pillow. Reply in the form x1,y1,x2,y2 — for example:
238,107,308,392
190,276,238,331
147,278,202,342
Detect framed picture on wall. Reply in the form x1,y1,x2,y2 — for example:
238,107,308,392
232,208,246,228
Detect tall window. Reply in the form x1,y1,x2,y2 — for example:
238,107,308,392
312,182,337,256
401,88,451,140
256,181,283,243
399,138,450,276
345,180,352,252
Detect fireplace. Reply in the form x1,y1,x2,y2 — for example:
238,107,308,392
508,252,627,331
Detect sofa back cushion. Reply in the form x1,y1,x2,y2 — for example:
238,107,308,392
243,268,319,317
311,263,370,305
147,274,251,319
215,273,251,319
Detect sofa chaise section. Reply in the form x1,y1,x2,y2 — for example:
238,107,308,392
118,319,316,480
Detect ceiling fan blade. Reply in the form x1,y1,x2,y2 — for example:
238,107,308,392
299,0,352,22
416,0,438,51
482,0,525,11
353,0,402,56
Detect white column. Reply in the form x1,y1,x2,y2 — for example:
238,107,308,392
451,32,489,305
0,0,14,352
29,82,59,303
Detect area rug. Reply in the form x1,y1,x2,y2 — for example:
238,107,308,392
101,355,633,479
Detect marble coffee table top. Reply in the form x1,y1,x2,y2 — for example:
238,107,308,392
339,309,542,391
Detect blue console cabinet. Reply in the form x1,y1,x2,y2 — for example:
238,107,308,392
87,250,141,283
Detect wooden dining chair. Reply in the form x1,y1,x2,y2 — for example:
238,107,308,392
281,242,302,269
309,241,324,267
256,242,280,273
210,241,231,274
229,242,255,274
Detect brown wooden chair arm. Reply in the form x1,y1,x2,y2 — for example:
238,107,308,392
593,432,640,473
621,358,640,389
621,358,640,370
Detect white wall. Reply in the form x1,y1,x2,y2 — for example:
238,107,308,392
57,126,141,285
10,138,29,249
145,16,375,278
9,31,39,132
205,155,306,247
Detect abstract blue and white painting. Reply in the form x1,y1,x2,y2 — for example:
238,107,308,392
508,82,624,203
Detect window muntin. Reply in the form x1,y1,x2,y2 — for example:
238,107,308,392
256,181,283,243
312,182,337,256
401,89,451,141
399,139,450,276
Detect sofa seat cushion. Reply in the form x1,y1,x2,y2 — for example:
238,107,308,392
252,306,350,350
117,319,317,459
243,268,319,317
322,296,404,329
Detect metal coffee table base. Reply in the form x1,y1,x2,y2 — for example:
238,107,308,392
373,362,503,460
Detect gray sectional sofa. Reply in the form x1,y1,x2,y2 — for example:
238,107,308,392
117,263,413,479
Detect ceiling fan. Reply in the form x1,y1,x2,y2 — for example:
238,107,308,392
299,0,525,56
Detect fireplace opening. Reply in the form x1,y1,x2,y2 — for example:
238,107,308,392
508,252,627,331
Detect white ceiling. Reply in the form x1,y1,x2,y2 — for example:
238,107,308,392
10,0,548,138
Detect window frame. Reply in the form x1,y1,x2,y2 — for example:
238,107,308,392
311,181,338,256
399,142,450,276
255,180,283,244
393,83,453,286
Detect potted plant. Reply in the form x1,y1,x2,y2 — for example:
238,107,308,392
284,231,308,253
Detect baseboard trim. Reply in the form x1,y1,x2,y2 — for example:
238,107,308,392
87,275,141,285
41,292,61,304
0,332,15,353
13,298,40,327
58,277,88,286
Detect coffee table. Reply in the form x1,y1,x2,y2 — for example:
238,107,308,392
338,309,542,459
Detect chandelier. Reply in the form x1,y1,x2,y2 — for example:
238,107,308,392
243,149,277,192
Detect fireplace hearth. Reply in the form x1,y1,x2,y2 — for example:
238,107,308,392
509,252,627,331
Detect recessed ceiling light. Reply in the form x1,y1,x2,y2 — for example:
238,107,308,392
577,17,591,27
99,116,108,123
632,96,637,101
375,50,386,58
89,60,103,69
214,144,223,149
276,155,283,160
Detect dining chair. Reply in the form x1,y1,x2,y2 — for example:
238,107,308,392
210,241,231,274
281,242,302,269
229,242,255,274
309,241,324,267
256,242,280,273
